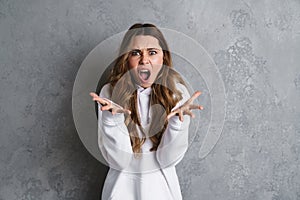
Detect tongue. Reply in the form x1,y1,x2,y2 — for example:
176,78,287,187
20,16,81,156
140,72,149,80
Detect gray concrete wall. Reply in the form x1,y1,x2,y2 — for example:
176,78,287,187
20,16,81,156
1,0,299,199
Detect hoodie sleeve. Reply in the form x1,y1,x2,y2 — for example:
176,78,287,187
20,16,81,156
156,83,191,168
97,84,133,170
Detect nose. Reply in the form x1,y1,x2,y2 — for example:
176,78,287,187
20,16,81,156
139,52,150,65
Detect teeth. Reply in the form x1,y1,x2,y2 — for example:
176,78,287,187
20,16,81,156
139,69,151,80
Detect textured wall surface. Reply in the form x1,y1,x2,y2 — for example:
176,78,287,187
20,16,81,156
1,0,300,199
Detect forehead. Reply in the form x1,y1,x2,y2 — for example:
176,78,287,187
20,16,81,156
130,35,161,50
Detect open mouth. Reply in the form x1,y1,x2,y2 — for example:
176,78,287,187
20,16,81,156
138,69,151,81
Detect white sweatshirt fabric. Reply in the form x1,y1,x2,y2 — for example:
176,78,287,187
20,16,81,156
98,83,191,200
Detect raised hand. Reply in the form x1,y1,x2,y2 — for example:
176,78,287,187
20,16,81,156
167,91,203,122
89,92,131,115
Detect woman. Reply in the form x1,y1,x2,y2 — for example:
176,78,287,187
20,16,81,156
90,23,203,200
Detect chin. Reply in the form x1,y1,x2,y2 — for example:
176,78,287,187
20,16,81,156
140,83,152,88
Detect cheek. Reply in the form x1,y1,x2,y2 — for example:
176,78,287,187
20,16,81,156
128,58,138,69
152,55,164,70
154,54,164,64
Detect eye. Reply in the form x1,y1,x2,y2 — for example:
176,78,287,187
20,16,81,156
149,50,157,55
130,50,141,56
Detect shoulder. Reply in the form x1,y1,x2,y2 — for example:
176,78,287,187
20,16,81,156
174,83,190,108
176,82,190,101
99,83,112,99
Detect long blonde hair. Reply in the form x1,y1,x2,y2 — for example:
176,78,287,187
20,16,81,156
107,23,186,154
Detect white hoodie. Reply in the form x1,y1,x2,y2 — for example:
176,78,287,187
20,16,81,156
98,83,191,200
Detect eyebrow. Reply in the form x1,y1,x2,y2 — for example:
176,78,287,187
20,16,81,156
131,48,162,51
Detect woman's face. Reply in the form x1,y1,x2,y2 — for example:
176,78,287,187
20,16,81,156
128,35,164,88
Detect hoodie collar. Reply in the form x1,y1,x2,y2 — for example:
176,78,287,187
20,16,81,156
136,84,152,95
